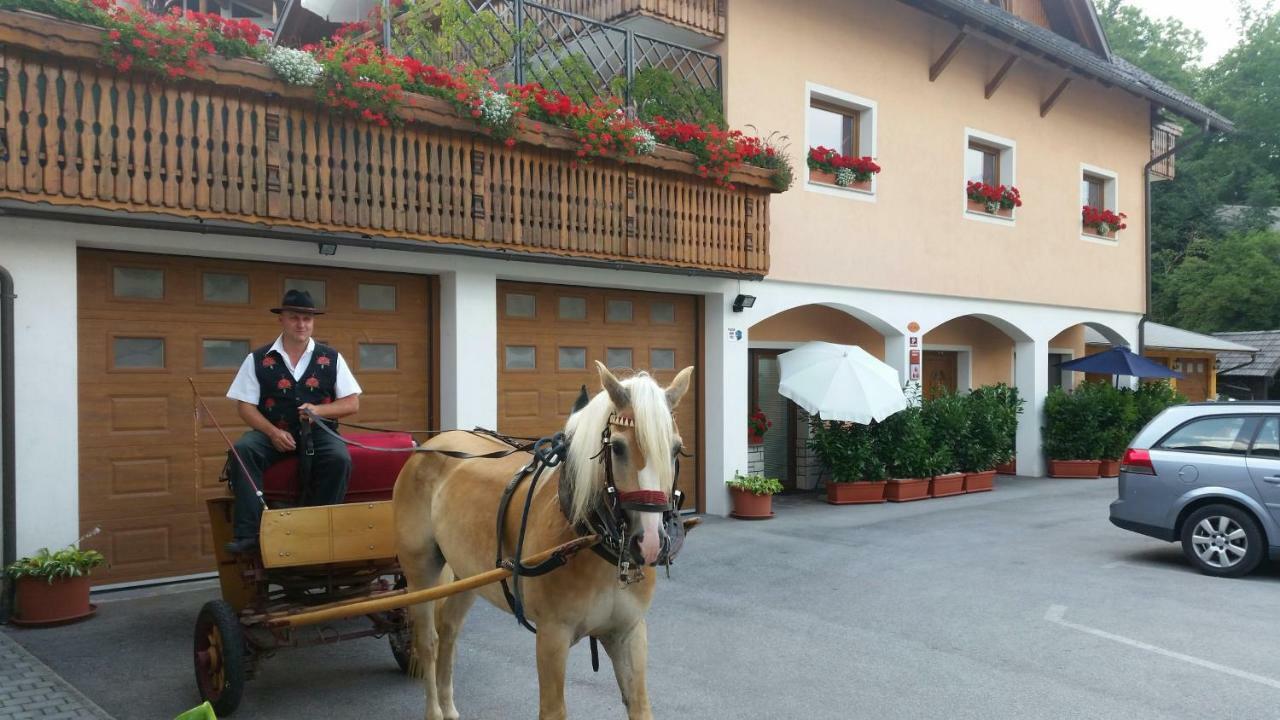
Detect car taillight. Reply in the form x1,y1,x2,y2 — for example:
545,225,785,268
1121,448,1155,475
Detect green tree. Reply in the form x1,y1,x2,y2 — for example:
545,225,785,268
1156,230,1280,332
1096,0,1206,94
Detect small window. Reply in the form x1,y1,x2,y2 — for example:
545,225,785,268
650,349,676,370
505,293,536,318
808,99,857,157
359,343,398,370
358,283,396,311
606,299,633,323
650,302,675,324
113,267,164,300
558,347,586,370
505,345,536,370
558,296,587,321
202,272,249,304
1159,416,1253,455
284,278,326,309
114,337,165,368
1252,418,1279,459
202,339,250,369
606,348,633,369
1081,174,1106,209
966,141,1001,186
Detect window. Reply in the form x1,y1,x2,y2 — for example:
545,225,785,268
806,84,877,197
963,129,1016,221
284,278,326,309
558,296,587,320
202,339,249,369
606,348,633,369
558,347,586,370
202,272,249,304
1158,416,1253,455
505,345,536,370
114,337,164,368
359,343,398,370
505,293,536,318
113,267,164,300
966,141,1001,186
606,299,633,323
1079,165,1120,239
808,99,857,157
650,349,676,370
1081,174,1106,209
358,283,396,311
650,302,675,324
1252,418,1279,458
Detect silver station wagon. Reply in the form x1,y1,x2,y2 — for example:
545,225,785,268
1109,402,1280,578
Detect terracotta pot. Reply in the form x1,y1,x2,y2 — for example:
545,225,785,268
13,575,95,626
963,470,997,493
929,472,966,497
1098,459,1120,477
966,198,1013,218
1049,459,1101,478
826,481,886,505
995,461,1017,475
886,478,930,502
809,169,873,192
748,434,764,445
1082,221,1117,239
729,487,774,519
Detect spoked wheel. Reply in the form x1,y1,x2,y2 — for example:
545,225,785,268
1181,504,1264,578
194,600,247,716
389,574,414,674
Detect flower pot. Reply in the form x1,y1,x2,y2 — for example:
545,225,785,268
826,481,886,505
966,199,1012,218
729,487,774,519
809,169,872,192
886,477,930,502
963,470,997,493
1049,459,1101,478
1082,221,1117,239
995,461,1017,475
929,472,965,498
1098,459,1120,477
748,434,764,444
12,575,96,626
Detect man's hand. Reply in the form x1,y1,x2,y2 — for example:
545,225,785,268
269,427,297,452
298,402,322,423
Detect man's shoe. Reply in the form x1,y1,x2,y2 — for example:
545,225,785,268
224,537,259,555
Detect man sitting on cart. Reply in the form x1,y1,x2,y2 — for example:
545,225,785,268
222,289,363,554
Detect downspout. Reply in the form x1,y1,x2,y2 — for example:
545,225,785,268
1140,117,1214,355
0,266,14,623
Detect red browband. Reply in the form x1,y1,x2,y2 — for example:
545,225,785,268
616,490,669,506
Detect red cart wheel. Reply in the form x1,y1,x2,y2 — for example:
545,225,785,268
194,599,247,716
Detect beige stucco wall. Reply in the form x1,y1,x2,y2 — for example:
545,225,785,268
749,304,886,360
924,316,1014,387
725,0,1149,313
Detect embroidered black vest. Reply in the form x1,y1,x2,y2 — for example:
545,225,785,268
252,342,340,436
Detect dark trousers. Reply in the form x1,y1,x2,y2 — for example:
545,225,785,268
228,428,352,540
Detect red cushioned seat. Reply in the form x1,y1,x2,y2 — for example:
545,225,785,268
261,432,415,504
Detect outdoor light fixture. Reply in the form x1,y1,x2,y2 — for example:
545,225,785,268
317,242,338,256
732,293,756,312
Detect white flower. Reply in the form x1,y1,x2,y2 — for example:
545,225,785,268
835,167,858,187
265,46,323,87
478,90,515,127
632,128,656,155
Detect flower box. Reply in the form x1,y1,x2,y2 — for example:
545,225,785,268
963,470,996,493
967,199,1013,218
928,472,965,498
807,147,879,192
1098,459,1120,477
1082,222,1117,239
886,477,930,502
826,481,886,505
809,169,872,192
1049,459,1101,478
995,461,1017,475
1081,206,1126,239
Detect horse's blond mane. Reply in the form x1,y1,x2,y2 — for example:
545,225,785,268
563,372,675,525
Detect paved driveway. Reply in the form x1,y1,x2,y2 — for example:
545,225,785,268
6,476,1280,719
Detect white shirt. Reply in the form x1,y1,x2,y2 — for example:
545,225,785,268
226,336,362,404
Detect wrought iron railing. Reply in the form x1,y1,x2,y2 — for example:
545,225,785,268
388,0,723,123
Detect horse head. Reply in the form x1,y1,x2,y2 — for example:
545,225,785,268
564,361,694,566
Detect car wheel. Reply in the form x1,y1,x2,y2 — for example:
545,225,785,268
1180,504,1265,578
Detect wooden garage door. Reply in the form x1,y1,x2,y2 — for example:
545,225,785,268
78,250,433,584
496,281,700,507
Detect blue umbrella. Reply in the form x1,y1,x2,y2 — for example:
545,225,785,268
1058,346,1182,378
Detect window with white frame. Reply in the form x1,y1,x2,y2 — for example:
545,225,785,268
805,84,878,195
963,129,1016,220
1080,165,1120,239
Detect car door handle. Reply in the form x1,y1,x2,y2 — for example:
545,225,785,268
1264,476,1280,484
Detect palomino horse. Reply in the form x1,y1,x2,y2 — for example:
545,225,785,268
393,362,695,720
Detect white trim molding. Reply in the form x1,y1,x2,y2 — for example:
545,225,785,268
804,81,879,203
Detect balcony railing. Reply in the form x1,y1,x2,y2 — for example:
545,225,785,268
0,10,772,277
540,0,726,40
1150,121,1181,181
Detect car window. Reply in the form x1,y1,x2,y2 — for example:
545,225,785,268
1251,417,1280,458
1158,416,1253,455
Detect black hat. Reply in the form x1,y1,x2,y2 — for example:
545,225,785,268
271,289,324,315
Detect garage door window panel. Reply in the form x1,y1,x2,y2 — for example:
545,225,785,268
650,302,676,324
558,296,588,321
201,339,251,369
113,267,164,301
359,343,398,371
113,337,165,370
558,347,587,370
606,299,633,323
505,293,536,318
201,272,249,305
506,345,537,370
284,278,326,308
358,283,397,312
651,349,676,370
606,347,633,369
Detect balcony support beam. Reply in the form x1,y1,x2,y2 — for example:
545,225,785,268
1040,77,1072,117
929,28,968,82
984,55,1018,99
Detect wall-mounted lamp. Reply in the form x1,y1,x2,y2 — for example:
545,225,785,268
317,242,338,256
732,294,756,312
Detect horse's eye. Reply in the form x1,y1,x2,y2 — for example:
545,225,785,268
611,441,627,459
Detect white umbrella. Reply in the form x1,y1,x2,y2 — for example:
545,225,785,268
777,341,907,424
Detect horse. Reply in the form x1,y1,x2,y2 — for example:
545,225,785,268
392,361,695,720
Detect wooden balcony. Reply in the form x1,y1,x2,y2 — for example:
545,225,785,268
0,10,771,277
542,0,725,43
1150,121,1182,181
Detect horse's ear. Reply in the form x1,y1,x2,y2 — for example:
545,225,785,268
665,366,695,410
596,361,630,410
571,384,590,414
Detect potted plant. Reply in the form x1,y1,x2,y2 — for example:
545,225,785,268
5,537,106,626
1081,205,1127,239
726,472,783,519
1043,385,1100,477
922,392,967,497
965,181,1021,218
748,407,772,445
810,419,887,504
989,384,1022,476
807,146,881,191
880,405,933,502
1093,384,1138,477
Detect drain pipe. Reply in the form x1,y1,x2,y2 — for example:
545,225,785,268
0,265,14,623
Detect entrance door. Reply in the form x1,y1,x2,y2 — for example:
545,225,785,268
923,351,958,400
1174,357,1209,401
750,349,795,490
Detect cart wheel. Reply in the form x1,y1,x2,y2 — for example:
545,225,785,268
389,574,414,674
194,599,247,716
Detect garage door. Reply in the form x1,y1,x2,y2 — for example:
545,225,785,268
496,281,700,507
78,250,433,584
